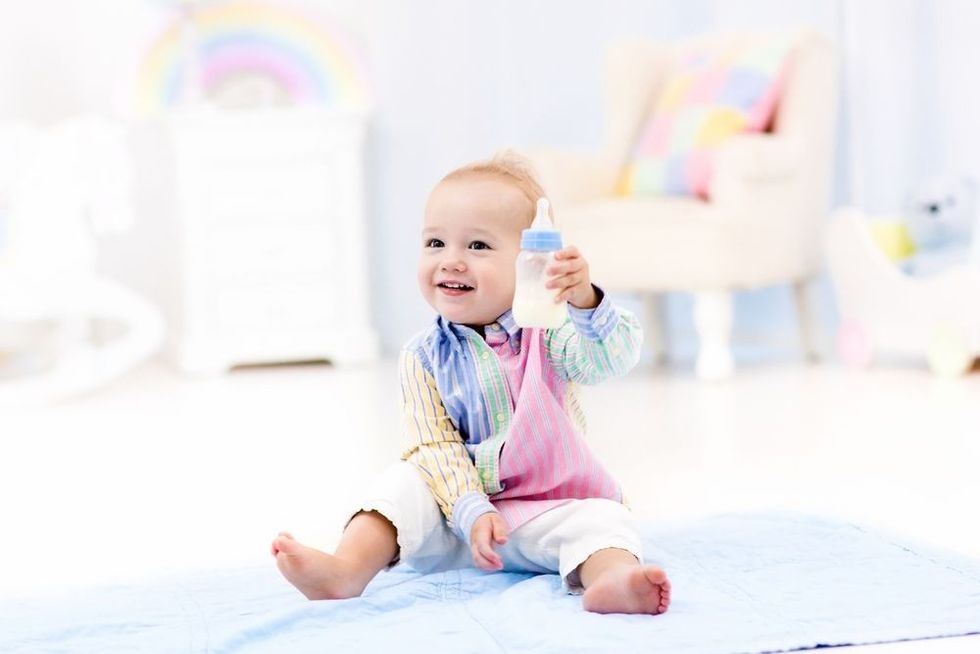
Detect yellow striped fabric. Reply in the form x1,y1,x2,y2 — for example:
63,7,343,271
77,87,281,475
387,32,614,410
397,349,484,528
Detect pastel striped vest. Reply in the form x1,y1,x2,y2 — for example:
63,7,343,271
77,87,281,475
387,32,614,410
482,326,622,531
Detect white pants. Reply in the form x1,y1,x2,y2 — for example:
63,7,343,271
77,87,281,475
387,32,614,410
348,462,643,592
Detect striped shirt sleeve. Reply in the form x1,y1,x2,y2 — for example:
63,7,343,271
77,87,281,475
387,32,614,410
397,348,497,543
544,287,643,384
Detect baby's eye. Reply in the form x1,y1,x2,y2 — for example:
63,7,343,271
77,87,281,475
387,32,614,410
425,238,445,248
468,241,491,251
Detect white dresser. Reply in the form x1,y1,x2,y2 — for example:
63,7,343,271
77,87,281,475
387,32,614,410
132,107,378,374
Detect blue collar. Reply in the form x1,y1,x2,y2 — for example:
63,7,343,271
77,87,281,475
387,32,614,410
437,309,522,354
489,310,522,353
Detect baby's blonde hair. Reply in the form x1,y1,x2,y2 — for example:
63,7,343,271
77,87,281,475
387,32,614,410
440,149,549,225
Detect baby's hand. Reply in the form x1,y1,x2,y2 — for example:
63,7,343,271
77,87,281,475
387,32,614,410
546,246,598,309
470,512,509,571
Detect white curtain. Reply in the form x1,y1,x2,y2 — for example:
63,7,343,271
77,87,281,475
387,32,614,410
838,0,976,213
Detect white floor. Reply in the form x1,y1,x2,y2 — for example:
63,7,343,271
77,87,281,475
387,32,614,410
3,357,980,652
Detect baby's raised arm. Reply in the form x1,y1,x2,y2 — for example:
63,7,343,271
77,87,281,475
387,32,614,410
543,264,644,385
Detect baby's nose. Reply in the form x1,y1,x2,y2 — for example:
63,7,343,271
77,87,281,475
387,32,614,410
440,257,466,272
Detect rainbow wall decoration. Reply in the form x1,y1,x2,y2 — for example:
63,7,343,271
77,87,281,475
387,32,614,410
132,1,371,114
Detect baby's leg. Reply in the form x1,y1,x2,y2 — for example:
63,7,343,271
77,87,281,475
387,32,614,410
271,510,397,600
579,548,671,615
507,498,670,615
272,461,466,600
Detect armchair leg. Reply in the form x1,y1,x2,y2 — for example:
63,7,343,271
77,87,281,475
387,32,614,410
792,280,820,362
642,293,669,365
694,290,735,381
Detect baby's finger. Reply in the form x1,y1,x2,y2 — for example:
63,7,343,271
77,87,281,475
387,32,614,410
473,543,502,570
554,245,581,261
477,554,502,571
547,272,584,293
556,283,588,303
481,540,503,567
545,259,581,278
491,519,509,545
545,268,584,289
544,257,582,275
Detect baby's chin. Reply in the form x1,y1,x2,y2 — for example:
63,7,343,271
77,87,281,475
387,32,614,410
425,292,512,327
443,311,494,326
435,305,503,327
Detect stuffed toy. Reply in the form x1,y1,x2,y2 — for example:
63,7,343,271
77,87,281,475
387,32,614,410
902,175,979,275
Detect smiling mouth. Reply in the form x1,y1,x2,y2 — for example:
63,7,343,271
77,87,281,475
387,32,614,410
437,282,475,295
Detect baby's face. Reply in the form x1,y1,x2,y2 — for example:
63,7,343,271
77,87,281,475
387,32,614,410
418,175,527,327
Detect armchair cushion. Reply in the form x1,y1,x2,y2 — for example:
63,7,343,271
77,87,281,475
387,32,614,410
619,34,795,200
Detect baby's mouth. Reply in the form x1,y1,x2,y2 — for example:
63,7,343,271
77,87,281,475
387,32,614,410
437,281,475,295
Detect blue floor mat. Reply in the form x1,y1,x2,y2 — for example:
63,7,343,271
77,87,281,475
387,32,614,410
4,512,980,654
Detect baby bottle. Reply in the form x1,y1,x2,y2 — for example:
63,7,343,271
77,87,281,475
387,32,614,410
513,198,567,328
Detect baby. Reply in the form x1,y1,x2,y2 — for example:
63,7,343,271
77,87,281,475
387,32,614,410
271,152,670,615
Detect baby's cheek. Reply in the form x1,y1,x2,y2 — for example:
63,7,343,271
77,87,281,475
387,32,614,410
417,264,436,305
500,268,517,298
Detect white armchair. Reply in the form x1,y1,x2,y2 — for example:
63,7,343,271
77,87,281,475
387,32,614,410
528,32,838,379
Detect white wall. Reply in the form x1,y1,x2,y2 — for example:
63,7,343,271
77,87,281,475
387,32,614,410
3,0,978,359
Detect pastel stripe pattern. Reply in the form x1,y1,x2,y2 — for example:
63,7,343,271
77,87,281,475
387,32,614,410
399,290,643,543
397,349,486,526
547,296,643,384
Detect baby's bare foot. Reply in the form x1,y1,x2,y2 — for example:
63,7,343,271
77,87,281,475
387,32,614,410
581,564,671,615
271,532,367,600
